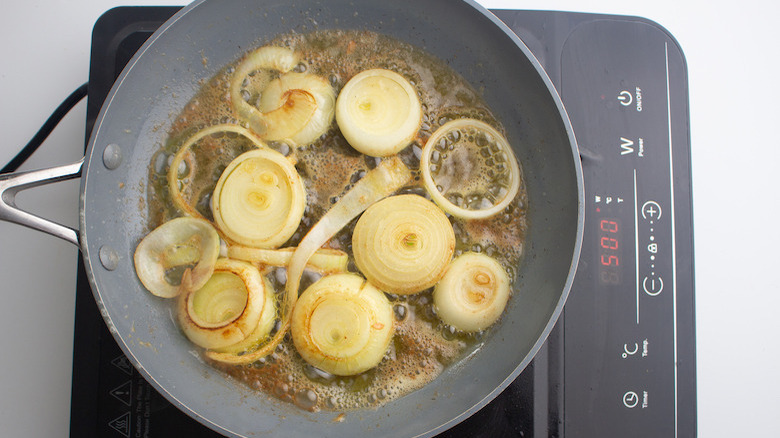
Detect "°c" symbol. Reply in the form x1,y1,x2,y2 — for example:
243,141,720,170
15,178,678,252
622,343,639,358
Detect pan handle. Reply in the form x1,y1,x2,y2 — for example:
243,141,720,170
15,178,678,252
0,159,84,247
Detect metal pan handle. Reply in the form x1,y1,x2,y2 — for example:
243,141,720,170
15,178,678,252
0,159,84,247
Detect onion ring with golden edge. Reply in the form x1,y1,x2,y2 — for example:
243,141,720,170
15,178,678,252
229,46,328,144
433,252,510,332
420,119,521,219
335,69,421,156
291,273,394,376
134,217,220,298
251,89,318,142
167,123,267,220
223,156,412,364
227,246,348,274
212,148,306,248
205,275,277,361
352,194,455,295
177,258,266,349
259,72,336,146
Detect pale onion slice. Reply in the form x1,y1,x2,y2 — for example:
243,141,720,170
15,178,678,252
233,156,412,362
291,273,394,376
134,217,220,298
227,246,348,274
206,275,277,361
259,72,336,146
177,258,266,349
229,46,320,141
168,124,267,219
433,252,510,332
353,194,455,295
212,148,305,248
335,69,422,156
420,119,521,219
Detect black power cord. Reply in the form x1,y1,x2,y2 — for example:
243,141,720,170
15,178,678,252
0,82,88,174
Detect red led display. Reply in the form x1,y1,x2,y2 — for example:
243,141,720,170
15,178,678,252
598,218,622,284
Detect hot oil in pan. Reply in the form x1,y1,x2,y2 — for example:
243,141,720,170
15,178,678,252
144,29,528,412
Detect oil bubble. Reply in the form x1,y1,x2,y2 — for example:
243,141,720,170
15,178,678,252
295,389,318,410
274,382,289,397
465,194,483,210
393,304,408,321
445,192,464,207
304,365,335,382
442,325,458,341
475,132,488,147
294,62,308,73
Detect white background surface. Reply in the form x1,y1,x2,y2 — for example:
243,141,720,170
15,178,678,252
1,0,778,436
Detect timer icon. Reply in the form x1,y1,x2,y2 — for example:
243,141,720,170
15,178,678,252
623,391,639,408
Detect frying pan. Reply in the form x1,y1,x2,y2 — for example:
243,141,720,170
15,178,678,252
0,0,583,436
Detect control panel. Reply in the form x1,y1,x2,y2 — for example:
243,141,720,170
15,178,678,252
556,17,695,438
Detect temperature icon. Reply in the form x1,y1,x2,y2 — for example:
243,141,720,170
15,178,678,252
622,343,639,358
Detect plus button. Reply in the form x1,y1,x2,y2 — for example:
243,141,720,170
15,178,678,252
641,201,662,221
646,205,657,217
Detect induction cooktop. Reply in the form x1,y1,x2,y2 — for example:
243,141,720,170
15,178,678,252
70,7,696,437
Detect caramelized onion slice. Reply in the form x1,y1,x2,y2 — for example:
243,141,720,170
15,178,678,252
229,46,298,136
251,89,318,142
167,124,267,219
291,273,394,376
433,252,510,332
336,69,422,157
134,217,220,298
421,119,521,219
259,72,336,146
227,246,348,274
212,148,306,248
353,194,455,295
206,275,277,361
177,259,266,349
229,46,334,145
237,156,412,362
